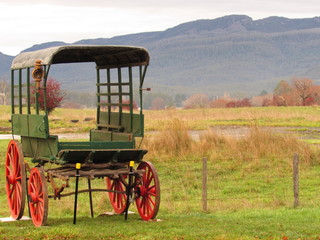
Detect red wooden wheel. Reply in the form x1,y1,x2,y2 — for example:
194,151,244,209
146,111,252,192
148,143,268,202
5,140,26,220
135,162,160,221
106,176,127,214
28,167,48,227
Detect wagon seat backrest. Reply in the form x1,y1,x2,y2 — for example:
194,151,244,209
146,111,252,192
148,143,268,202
90,111,144,143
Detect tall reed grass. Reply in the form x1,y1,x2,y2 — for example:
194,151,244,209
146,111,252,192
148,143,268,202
142,119,320,166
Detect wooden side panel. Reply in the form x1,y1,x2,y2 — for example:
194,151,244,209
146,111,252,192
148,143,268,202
12,114,49,138
21,135,58,159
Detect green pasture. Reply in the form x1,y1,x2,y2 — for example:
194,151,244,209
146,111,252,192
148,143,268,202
1,137,320,239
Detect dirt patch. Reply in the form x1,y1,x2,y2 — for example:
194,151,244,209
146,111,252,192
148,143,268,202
209,126,320,140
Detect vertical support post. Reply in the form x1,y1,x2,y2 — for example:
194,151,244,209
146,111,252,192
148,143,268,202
125,161,134,220
11,69,15,114
139,66,143,115
202,157,208,212
42,65,47,114
117,68,122,126
18,69,22,114
107,68,111,125
88,179,94,218
139,66,144,137
73,163,81,224
128,67,133,132
293,153,299,208
35,90,40,115
96,68,101,125
27,68,31,114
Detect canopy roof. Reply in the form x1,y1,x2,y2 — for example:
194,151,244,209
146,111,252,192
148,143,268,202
11,45,150,69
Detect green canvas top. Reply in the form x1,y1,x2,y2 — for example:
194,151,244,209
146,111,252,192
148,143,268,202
11,45,150,70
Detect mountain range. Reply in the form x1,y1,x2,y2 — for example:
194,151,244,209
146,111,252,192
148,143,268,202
2,14,320,98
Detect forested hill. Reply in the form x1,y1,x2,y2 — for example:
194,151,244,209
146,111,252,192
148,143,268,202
2,15,320,97
0,52,13,80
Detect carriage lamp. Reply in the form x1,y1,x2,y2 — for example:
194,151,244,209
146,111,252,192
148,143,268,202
32,60,44,93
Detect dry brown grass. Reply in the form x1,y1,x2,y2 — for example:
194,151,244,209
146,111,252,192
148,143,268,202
145,106,320,122
142,118,319,165
144,106,320,130
142,118,193,158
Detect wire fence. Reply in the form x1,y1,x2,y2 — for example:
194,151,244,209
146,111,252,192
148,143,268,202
1,149,319,213
154,153,320,212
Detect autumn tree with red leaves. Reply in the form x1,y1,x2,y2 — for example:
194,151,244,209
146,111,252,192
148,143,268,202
226,98,251,108
31,78,65,114
122,99,138,111
273,78,318,106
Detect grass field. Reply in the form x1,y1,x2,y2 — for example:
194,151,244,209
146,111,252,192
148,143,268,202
1,106,320,239
1,105,320,133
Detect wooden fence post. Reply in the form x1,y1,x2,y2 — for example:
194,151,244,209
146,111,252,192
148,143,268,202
202,157,208,212
293,153,299,208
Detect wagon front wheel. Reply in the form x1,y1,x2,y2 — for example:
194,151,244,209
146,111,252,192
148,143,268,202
106,176,127,214
28,167,48,227
134,162,160,221
5,140,26,220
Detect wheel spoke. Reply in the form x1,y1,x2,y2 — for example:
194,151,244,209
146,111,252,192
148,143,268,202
145,167,151,185
147,195,156,207
147,185,156,196
139,197,144,209
146,197,151,216
145,173,153,189
106,177,127,214
30,182,36,193
6,165,12,174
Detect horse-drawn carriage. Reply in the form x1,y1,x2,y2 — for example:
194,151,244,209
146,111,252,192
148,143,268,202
5,45,160,226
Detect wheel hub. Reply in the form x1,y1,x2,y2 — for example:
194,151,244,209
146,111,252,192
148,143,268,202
139,186,147,197
7,174,17,184
30,193,39,203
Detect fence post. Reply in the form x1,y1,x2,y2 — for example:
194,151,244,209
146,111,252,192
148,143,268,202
293,153,299,208
202,157,208,212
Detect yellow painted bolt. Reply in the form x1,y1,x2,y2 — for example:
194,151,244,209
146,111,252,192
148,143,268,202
76,163,81,169
129,161,134,167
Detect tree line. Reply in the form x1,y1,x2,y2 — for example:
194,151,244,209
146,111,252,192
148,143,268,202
179,77,320,109
1,77,319,112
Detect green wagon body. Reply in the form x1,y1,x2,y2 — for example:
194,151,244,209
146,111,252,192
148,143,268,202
10,45,150,165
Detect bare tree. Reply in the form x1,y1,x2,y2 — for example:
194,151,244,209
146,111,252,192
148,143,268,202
292,78,315,106
182,94,210,109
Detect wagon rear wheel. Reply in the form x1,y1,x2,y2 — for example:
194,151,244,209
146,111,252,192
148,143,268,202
134,162,160,221
28,167,48,227
106,176,127,214
5,140,26,220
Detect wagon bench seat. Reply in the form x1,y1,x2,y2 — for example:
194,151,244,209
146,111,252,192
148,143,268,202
57,142,147,164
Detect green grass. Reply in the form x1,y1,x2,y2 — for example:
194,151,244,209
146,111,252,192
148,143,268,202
1,209,320,239
304,139,320,144
1,141,320,239
2,108,320,239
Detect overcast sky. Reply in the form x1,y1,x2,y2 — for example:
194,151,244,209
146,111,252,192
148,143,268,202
1,0,320,56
